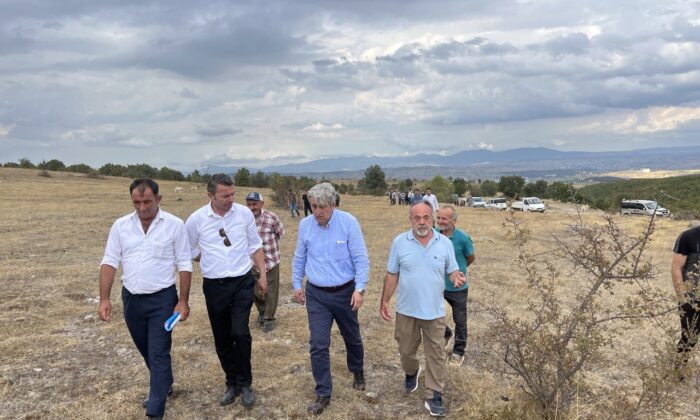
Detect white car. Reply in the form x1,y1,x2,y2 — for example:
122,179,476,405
468,197,486,208
485,197,508,210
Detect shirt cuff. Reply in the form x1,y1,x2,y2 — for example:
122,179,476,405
176,261,193,272
100,258,119,270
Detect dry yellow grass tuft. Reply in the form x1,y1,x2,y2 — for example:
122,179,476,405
0,168,696,418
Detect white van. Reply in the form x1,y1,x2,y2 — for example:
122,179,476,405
620,200,671,218
511,197,546,212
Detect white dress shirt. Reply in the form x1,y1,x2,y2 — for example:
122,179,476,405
423,194,440,211
185,202,262,279
101,209,193,294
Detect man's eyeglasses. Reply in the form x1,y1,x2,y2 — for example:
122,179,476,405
219,228,231,247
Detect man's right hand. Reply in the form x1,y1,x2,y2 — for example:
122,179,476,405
294,289,305,305
98,300,112,322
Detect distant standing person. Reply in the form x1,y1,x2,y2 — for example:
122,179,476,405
98,179,193,420
672,224,700,378
411,188,423,205
245,192,285,332
185,174,267,408
288,189,301,218
292,182,370,415
302,190,312,217
436,206,475,366
423,188,439,212
380,201,465,417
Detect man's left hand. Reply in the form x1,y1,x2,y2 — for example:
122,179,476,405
350,291,363,311
173,300,190,322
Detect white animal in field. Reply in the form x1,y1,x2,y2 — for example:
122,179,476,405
190,185,199,191
174,186,183,193
580,204,589,212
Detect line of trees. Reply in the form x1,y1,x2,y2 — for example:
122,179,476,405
6,158,583,205
2,158,209,183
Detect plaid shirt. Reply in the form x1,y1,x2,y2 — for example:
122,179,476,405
253,208,285,272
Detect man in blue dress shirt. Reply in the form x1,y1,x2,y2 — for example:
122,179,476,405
292,182,370,415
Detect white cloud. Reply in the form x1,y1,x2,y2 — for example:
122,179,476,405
0,124,15,137
472,142,495,150
614,106,700,133
302,122,345,132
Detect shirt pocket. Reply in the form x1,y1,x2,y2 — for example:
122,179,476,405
227,225,247,247
431,253,447,271
150,240,174,259
332,240,350,261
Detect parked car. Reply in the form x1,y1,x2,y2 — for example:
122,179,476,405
468,196,486,208
511,197,546,212
620,200,671,218
485,197,508,210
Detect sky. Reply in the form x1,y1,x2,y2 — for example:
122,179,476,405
2,0,700,171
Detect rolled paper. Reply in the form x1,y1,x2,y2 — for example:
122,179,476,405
164,312,181,331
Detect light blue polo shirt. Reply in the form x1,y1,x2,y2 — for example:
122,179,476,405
387,229,459,320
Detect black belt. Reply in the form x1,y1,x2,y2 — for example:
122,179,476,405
308,279,354,292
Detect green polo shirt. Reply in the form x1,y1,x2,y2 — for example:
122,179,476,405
441,228,474,291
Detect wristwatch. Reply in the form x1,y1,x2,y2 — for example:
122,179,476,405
355,289,365,295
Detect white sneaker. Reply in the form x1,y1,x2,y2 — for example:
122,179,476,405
448,353,464,366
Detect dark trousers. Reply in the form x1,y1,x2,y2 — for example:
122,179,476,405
203,271,255,387
444,288,468,356
304,203,312,217
122,285,177,417
677,301,700,360
306,282,364,397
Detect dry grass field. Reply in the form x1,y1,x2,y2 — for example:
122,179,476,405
603,169,700,179
1,167,698,419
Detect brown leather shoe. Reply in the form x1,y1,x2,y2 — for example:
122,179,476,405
307,396,331,415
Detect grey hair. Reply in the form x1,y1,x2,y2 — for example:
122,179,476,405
307,182,337,207
441,205,458,221
409,201,433,214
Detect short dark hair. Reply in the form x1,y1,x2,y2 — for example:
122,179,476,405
207,173,234,194
130,178,159,196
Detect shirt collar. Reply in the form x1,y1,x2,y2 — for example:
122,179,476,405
207,202,235,218
406,228,439,243
315,209,335,229
438,228,455,239
130,208,164,222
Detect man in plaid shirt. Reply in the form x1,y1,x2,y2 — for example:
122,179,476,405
246,192,285,332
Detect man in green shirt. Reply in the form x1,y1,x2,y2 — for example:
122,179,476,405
436,206,475,366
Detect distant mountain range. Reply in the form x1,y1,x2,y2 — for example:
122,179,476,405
207,146,700,180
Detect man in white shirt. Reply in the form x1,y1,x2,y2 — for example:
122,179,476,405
185,174,267,409
422,188,440,212
98,179,193,420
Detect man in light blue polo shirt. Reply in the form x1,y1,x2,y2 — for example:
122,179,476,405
293,182,370,416
380,201,465,417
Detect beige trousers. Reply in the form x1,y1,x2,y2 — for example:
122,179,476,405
394,313,447,398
